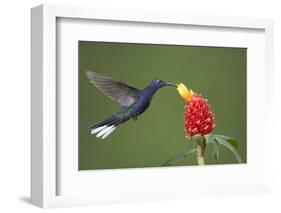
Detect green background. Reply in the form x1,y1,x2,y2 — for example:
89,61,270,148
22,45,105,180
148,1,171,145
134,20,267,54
78,41,247,170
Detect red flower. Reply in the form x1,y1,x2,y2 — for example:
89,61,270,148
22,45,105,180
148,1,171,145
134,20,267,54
177,83,215,137
184,94,215,136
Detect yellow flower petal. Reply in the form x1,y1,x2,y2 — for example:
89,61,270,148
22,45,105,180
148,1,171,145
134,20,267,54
176,83,194,102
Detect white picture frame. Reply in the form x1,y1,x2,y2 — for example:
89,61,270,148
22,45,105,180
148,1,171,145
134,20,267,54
31,4,274,208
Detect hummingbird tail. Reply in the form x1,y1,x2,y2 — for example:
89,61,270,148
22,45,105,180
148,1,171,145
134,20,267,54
88,113,130,140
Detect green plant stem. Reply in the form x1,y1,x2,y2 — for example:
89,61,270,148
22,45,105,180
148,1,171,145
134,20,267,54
197,140,206,165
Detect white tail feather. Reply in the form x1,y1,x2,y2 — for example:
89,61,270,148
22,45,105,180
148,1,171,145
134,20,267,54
96,125,114,138
91,125,107,134
101,127,116,139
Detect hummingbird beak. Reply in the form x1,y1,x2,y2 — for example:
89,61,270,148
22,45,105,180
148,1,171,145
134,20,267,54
165,82,177,87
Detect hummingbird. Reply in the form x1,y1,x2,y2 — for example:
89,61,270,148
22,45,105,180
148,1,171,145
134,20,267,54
85,71,176,139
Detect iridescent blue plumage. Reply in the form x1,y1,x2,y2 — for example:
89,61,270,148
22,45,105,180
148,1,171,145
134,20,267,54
86,71,176,140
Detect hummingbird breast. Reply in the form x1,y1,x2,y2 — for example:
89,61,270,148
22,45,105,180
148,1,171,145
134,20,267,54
131,89,156,118
133,99,151,116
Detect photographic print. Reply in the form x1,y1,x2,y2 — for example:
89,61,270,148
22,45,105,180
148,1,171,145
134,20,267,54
78,41,246,170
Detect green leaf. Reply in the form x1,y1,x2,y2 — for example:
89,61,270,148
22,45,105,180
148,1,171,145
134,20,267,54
162,148,197,166
213,135,242,163
204,134,220,163
191,134,204,148
212,141,220,163
217,135,238,149
226,138,238,149
204,134,216,144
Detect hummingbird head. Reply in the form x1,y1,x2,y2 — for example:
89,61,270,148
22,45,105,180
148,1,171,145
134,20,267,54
149,79,177,89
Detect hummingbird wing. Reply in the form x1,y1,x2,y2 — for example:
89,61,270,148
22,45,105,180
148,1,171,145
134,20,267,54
86,71,139,107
